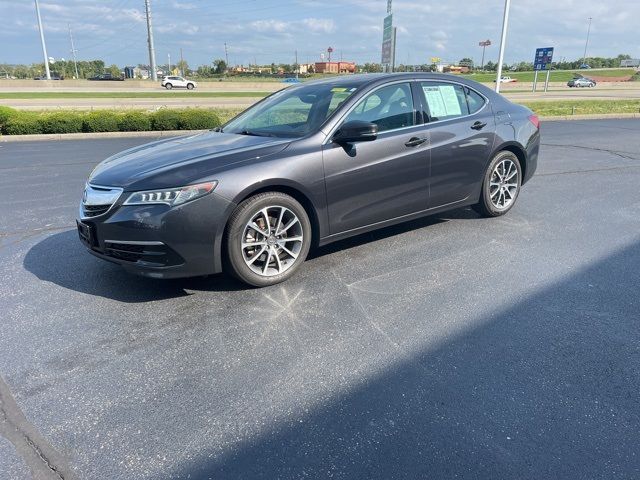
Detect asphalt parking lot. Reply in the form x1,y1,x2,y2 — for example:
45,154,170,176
1,119,639,479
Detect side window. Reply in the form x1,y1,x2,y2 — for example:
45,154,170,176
465,87,486,114
420,82,469,122
343,83,415,132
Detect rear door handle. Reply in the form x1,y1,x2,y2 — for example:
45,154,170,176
405,137,427,147
471,121,487,131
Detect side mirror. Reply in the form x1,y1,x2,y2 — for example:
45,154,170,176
333,121,378,144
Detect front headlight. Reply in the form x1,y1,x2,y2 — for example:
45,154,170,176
123,181,218,206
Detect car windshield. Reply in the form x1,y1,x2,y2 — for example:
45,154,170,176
223,82,360,138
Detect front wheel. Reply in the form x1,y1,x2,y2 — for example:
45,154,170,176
473,151,522,217
186,83,194,90
225,192,312,287
165,83,172,90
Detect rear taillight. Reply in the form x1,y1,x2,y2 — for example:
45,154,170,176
528,114,540,129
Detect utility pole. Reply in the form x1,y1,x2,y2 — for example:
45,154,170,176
68,24,79,79
180,47,184,76
582,17,592,67
34,0,51,80
168,53,171,74
495,0,511,93
224,43,229,68
144,0,157,81
295,49,299,79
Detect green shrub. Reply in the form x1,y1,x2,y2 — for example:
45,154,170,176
83,110,121,132
38,112,83,134
3,112,42,135
0,106,17,130
151,109,182,130
630,72,640,82
118,111,151,131
177,109,221,130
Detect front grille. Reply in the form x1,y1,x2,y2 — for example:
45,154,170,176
81,184,123,219
82,204,112,217
104,241,183,267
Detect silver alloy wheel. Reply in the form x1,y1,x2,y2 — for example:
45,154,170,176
489,158,519,209
241,205,304,277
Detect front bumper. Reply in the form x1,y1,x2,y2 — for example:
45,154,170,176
77,192,235,279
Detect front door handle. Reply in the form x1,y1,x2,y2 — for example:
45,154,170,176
405,137,427,147
471,121,487,131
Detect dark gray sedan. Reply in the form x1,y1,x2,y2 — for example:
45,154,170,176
78,73,540,286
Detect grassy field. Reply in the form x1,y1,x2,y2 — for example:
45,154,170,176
0,91,272,99
521,99,640,117
466,68,634,83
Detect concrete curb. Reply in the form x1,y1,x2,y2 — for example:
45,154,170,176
1,114,639,142
0,129,206,142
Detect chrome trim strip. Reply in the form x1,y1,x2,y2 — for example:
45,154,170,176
104,240,165,246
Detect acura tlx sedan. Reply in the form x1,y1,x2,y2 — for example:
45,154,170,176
77,73,540,287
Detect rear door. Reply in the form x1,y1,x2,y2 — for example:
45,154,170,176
417,81,496,208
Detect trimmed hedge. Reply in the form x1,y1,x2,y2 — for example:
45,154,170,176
0,108,227,135
118,111,151,131
37,112,84,134
151,109,182,130
4,112,42,135
0,106,17,129
177,109,221,130
83,110,121,132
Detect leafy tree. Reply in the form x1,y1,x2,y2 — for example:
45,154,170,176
176,59,189,76
459,57,474,67
213,59,227,74
107,64,121,77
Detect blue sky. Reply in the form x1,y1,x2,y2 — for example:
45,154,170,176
1,0,639,67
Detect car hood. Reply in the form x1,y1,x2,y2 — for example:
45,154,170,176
89,131,291,191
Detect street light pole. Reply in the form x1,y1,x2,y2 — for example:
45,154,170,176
582,17,592,67
34,0,51,80
495,0,511,93
144,0,157,81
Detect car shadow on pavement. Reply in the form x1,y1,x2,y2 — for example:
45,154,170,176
23,229,245,303
23,209,483,302
174,238,640,479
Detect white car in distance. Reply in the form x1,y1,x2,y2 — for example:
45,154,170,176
161,76,197,90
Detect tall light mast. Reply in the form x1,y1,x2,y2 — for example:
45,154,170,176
34,0,51,80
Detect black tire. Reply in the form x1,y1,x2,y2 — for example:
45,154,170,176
165,83,172,90
473,151,522,218
186,83,194,90
225,192,312,287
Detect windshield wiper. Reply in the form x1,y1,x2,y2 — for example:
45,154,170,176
238,129,276,137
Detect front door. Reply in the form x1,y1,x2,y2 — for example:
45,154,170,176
322,82,429,234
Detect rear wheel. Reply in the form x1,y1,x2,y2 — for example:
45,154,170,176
187,83,194,90
225,192,312,287
165,83,173,90
473,151,522,217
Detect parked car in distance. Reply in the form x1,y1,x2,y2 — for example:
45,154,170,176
88,73,124,81
161,76,197,90
77,73,540,287
282,77,301,83
494,76,517,83
579,64,591,69
568,77,596,88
